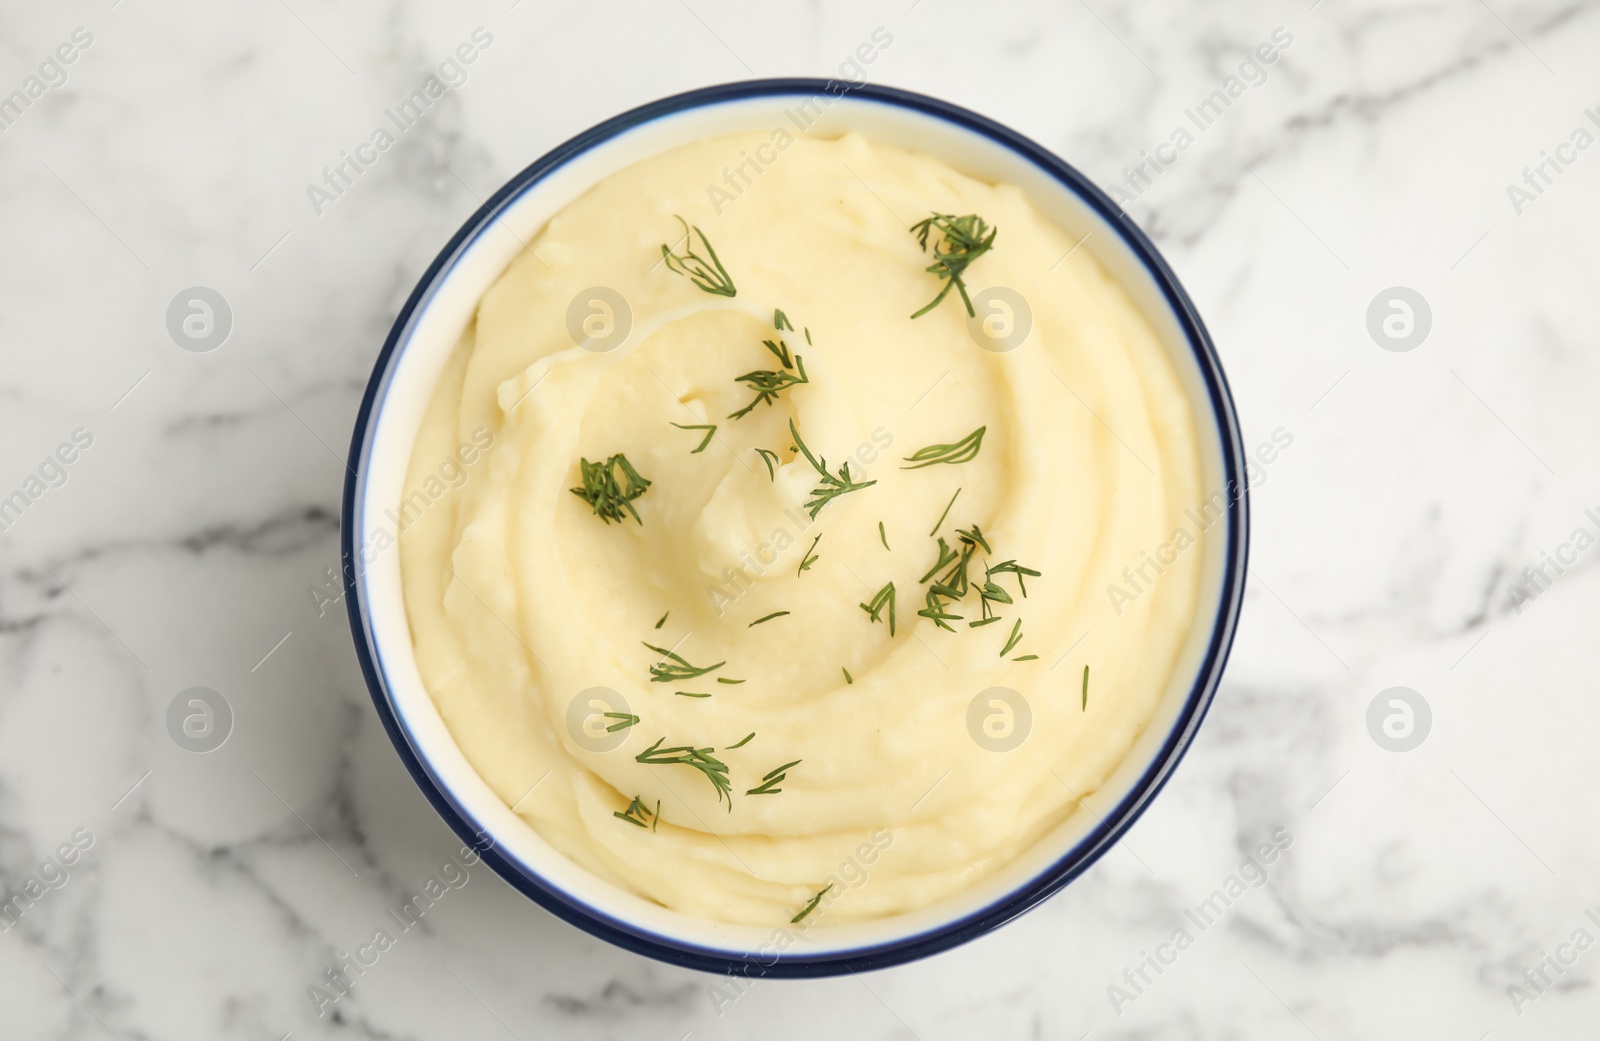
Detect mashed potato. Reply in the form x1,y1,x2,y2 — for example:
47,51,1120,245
398,132,1204,925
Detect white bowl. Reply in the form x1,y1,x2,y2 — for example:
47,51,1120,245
342,79,1249,976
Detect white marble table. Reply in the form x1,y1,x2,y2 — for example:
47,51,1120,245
2,0,1596,1037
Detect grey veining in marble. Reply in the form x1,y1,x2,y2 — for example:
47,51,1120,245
2,0,1598,1037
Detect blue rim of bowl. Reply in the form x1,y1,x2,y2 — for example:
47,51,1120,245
342,78,1249,978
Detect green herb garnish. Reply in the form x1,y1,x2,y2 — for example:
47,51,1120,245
903,426,986,469
717,677,746,685
790,418,877,519
859,582,897,637
614,796,660,830
929,488,961,537
749,611,790,627
675,691,711,698
636,737,732,808
987,560,1041,598
603,712,640,732
670,422,717,453
728,732,756,749
879,522,890,550
747,759,801,796
1013,654,1039,661
909,213,997,318
570,454,651,525
1000,619,1025,657
730,338,809,420
654,611,668,629
1082,664,1090,710
642,641,725,683
791,884,833,923
798,533,822,575
755,447,781,480
917,588,963,631
774,309,793,331
842,667,853,684
661,216,736,297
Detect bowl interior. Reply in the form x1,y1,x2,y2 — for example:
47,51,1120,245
348,84,1243,969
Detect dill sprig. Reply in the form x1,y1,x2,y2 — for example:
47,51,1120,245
675,691,711,698
746,758,801,796
755,447,781,480
929,488,961,536
909,212,997,318
798,533,822,575
1082,664,1090,711
654,611,668,629
570,454,651,525
842,667,853,684
790,418,877,519
879,521,890,550
749,611,790,627
917,588,963,631
999,619,1025,657
729,732,755,749
603,712,640,732
730,338,809,420
717,677,746,685
1013,654,1039,661
661,216,736,297
859,581,897,637
903,426,986,469
641,641,724,683
636,737,733,808
669,422,717,453
987,560,1041,598
774,309,793,331
614,796,660,830
791,884,833,923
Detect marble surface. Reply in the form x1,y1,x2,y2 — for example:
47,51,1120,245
2,0,1598,1037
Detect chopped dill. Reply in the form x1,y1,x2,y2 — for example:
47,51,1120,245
798,533,822,575
902,427,986,469
909,212,997,318
791,884,833,923
636,737,732,808
603,712,640,732
669,422,717,454
728,732,756,749
755,447,781,480
749,611,791,627
661,216,736,296
641,641,724,683
570,454,651,525
859,581,897,637
746,759,801,796
790,419,877,518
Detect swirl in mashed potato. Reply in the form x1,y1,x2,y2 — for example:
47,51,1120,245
398,132,1204,925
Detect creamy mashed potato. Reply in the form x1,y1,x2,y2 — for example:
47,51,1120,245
398,132,1204,925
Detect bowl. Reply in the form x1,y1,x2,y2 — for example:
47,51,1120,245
342,79,1248,977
